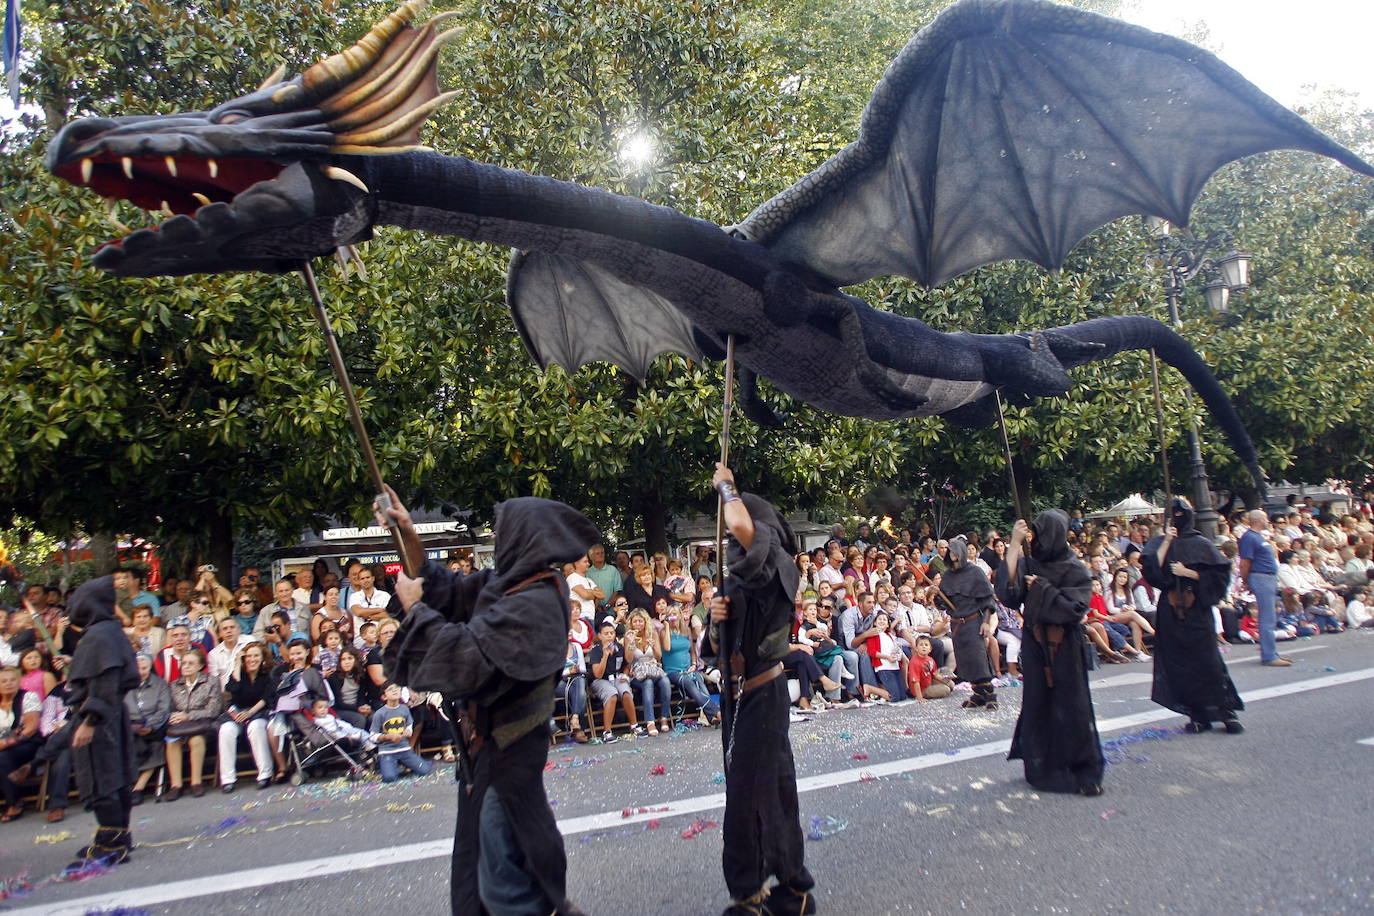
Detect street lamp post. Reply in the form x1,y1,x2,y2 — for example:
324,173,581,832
1144,217,1253,541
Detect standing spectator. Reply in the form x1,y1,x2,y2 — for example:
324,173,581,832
565,554,604,621
184,592,222,651
219,642,277,792
207,617,248,688
310,585,356,647
345,568,391,627
125,653,170,804
164,648,222,799
1238,510,1288,667
292,568,323,615
663,558,696,615
160,579,193,621
622,565,670,620
584,544,623,609
256,578,311,637
690,545,718,582
192,565,236,615
0,666,41,821
113,567,160,626
369,683,434,782
238,566,272,607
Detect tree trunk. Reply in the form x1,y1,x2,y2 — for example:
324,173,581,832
640,488,669,555
207,507,234,583
89,531,118,575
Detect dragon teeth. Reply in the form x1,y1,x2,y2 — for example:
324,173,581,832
165,156,178,178
207,158,219,179
121,157,134,180
104,201,130,234
323,166,369,194
161,200,174,216
80,158,93,184
191,192,212,207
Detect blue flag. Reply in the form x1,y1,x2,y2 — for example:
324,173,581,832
3,0,19,106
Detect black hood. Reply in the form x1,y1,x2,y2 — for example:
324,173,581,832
1031,510,1072,563
492,497,601,583
1169,497,1197,535
67,575,118,628
742,493,797,556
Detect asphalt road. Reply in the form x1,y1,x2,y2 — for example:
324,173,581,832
4,632,1372,916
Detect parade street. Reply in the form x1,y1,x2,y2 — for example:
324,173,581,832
8,632,1371,916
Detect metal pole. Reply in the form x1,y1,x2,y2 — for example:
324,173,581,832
1165,286,1218,539
1148,349,1173,500
994,391,1030,521
299,261,419,576
714,335,737,591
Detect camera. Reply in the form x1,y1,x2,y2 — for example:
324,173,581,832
198,564,217,574
266,625,280,633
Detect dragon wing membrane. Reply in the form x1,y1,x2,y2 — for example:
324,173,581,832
507,251,702,381
741,0,1374,288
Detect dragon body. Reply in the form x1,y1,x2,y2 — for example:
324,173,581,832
45,0,1374,492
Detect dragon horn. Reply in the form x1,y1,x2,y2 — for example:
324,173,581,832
301,0,430,98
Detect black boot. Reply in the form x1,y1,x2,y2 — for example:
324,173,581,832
1183,719,1212,734
68,827,132,871
1222,718,1244,734
765,882,818,915
723,889,770,915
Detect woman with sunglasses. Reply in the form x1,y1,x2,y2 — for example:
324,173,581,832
229,589,260,636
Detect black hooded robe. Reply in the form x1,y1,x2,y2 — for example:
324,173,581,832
997,510,1105,793
703,493,815,908
387,498,599,916
1143,502,1243,723
65,576,139,825
942,536,997,685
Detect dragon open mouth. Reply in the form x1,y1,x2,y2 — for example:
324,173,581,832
53,152,287,243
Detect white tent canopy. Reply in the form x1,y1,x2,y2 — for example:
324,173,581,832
1085,493,1164,519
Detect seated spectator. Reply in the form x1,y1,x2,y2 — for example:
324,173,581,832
124,604,165,658
691,576,716,625
663,605,720,724
154,619,193,681
17,648,57,701
125,653,171,804
0,666,42,821
326,648,377,731
993,601,1023,678
12,684,74,822
568,600,594,653
164,648,222,800
370,683,433,782
625,609,672,736
556,617,590,744
268,639,333,778
906,635,954,699
1087,580,1141,661
863,612,906,702
587,622,638,742
1106,569,1155,657
1345,587,1372,628
219,642,278,792
795,600,852,703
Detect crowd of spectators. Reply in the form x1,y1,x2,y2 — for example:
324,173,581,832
1,491,1370,818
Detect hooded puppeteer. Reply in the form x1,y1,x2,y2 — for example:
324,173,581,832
65,576,140,829
1142,498,1243,723
701,492,815,912
996,510,1105,793
386,497,599,916
942,535,998,684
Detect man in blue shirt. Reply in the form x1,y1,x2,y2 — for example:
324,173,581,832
1238,510,1289,666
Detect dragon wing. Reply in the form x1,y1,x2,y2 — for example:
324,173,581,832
739,0,1374,288
507,250,702,381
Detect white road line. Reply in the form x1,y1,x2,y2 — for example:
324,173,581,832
1090,671,1153,689
1231,642,1327,662
18,666,1373,916
1357,737,1374,747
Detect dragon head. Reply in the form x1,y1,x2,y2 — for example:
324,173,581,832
46,0,459,276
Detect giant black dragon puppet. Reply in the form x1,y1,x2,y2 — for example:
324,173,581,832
45,0,1374,488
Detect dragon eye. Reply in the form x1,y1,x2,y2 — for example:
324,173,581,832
216,111,249,125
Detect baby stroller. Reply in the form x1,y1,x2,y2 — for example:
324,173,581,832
283,711,375,785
